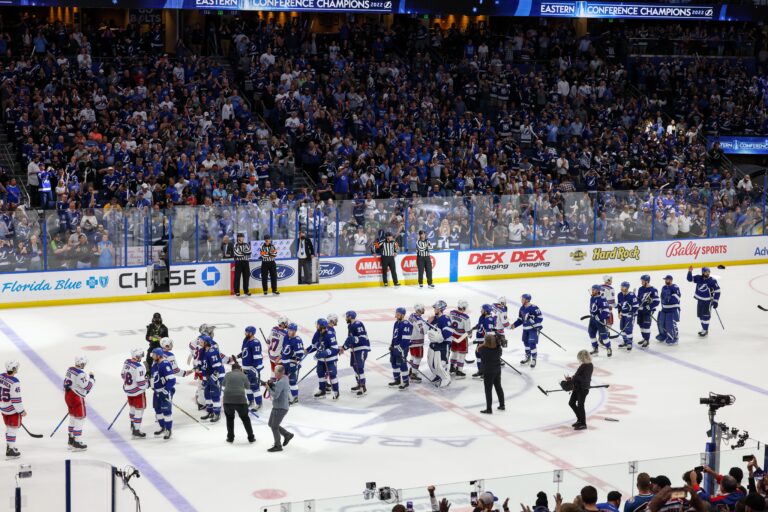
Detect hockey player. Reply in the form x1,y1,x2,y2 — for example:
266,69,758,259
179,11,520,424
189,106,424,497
390,307,413,390
617,282,638,351
601,275,616,325
340,311,370,397
150,348,176,440
160,338,180,375
407,304,427,383
510,294,543,368
308,319,340,400
588,285,612,357
427,300,452,387
240,326,264,411
636,275,660,348
199,335,225,422
449,300,472,378
493,296,511,333
268,317,290,373
281,323,305,404
473,304,498,378
1,360,24,458
121,349,148,438
657,275,681,344
185,325,210,410
687,266,721,337
63,356,94,450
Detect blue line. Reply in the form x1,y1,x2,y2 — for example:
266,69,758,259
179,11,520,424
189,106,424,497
0,319,198,512
460,284,768,397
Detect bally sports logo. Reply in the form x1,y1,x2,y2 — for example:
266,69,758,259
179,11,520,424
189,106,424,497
468,249,549,270
318,262,344,279
400,255,436,273
251,265,295,281
666,241,727,260
356,256,382,275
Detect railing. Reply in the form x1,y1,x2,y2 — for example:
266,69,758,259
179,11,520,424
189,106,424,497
261,446,764,512
0,182,764,274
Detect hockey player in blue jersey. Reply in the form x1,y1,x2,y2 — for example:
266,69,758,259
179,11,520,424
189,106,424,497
510,294,543,368
473,304,498,378
281,323,305,405
636,274,660,348
199,335,225,422
687,266,721,337
150,348,176,440
240,326,264,412
589,284,612,357
428,300,453,387
340,311,371,397
617,282,638,351
389,307,414,390
307,318,340,400
657,275,681,344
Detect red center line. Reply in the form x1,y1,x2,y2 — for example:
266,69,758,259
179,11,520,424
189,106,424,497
240,297,613,491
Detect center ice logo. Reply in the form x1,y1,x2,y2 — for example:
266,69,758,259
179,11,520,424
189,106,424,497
201,266,221,286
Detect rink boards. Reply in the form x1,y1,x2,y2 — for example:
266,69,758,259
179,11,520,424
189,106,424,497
1,236,767,308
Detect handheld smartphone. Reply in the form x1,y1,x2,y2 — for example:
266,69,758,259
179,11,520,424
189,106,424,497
743,455,755,462
694,466,704,473
406,501,414,512
670,488,687,500
471,491,478,507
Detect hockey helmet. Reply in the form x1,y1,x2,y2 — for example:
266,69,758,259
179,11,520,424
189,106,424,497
641,274,651,283
74,355,88,367
702,266,711,274
199,334,213,346
245,326,257,335
496,296,507,305
433,300,447,311
4,360,19,373
345,310,357,320
414,303,426,314
160,337,173,350
621,281,631,290
521,293,532,302
591,284,602,292
278,316,290,327
457,299,468,310
287,323,298,333
327,313,338,324
316,318,328,329
395,307,407,316
603,275,613,283
151,348,165,358
130,348,144,360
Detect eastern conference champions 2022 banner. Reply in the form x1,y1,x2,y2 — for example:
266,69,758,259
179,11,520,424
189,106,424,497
13,0,393,12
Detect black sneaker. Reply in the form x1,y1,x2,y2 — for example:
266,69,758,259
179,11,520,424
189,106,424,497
235,292,240,297
574,424,587,431
245,292,252,297
268,445,283,452
497,405,505,411
263,291,268,296
428,284,435,289
163,430,172,440
283,432,294,446
383,283,389,287
248,437,255,443
226,438,234,443
419,284,423,288
388,380,401,387
394,283,401,288
471,372,483,379
273,291,280,295
480,409,492,415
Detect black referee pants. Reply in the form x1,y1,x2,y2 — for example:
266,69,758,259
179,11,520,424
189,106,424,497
381,256,399,286
261,261,278,293
234,260,250,294
417,255,432,286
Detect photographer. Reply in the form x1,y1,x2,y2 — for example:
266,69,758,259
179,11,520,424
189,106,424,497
564,350,593,430
222,362,255,444
478,334,505,414
265,365,294,452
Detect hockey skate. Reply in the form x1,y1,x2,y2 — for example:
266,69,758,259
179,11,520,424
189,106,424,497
398,382,409,391
288,397,299,405
154,427,166,436
350,384,360,391
387,380,401,387
131,426,146,439
163,430,172,440
356,387,367,397
210,414,221,423
71,440,87,451
408,371,422,383
454,370,466,379
200,412,213,420
530,358,537,368
68,435,74,447
607,347,613,357
519,355,531,365
250,403,262,412
698,330,708,337
6,446,20,459
332,392,340,400
589,347,599,356
313,390,327,399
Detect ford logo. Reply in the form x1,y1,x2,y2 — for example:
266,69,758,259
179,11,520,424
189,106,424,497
318,262,344,279
250,265,296,281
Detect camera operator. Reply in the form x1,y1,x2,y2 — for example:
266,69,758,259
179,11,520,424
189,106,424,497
564,350,593,430
478,334,505,414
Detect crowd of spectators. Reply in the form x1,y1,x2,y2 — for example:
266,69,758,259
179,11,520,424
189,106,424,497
412,457,767,512
0,15,764,271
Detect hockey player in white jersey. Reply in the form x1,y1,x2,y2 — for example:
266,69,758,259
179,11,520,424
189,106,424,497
602,275,616,325
493,296,511,333
63,356,95,451
1,360,25,458
268,317,290,374
407,304,427,383
428,300,453,388
449,300,472,378
121,349,148,438
185,325,209,410
160,338,181,375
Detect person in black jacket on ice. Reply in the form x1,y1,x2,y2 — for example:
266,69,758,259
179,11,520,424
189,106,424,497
564,349,593,430
145,312,168,370
478,334,505,414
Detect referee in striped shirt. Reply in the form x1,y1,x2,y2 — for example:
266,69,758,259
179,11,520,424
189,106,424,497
233,233,252,297
416,230,434,289
378,232,400,287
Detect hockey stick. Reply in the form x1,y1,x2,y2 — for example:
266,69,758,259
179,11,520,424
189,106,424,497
710,288,725,330
538,330,566,351
107,401,128,431
258,327,269,344
578,316,621,339
50,413,68,437
172,401,210,431
758,305,768,312
538,384,610,396
21,423,43,439
500,357,522,376
297,364,317,384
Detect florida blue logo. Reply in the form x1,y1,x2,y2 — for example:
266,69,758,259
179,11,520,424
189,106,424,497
318,262,344,279
85,276,109,289
201,266,220,286
251,264,295,281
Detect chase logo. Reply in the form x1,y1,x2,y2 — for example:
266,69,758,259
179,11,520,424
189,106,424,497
318,262,344,279
251,265,295,281
201,266,221,286
85,276,109,289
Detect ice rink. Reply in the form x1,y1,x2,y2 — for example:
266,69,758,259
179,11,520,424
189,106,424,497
1,264,768,511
